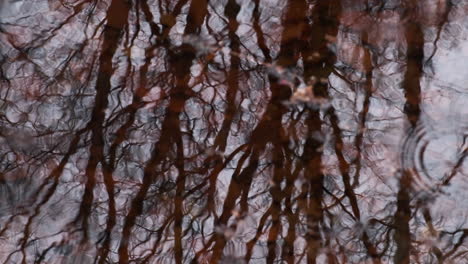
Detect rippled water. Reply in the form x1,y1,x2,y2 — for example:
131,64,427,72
0,0,467,263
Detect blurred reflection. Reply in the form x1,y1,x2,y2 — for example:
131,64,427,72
0,0,467,263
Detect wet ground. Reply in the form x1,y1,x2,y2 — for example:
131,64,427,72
0,0,467,263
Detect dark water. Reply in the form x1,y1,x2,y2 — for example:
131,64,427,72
0,0,467,263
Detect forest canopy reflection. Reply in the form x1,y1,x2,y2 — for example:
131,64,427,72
0,0,467,263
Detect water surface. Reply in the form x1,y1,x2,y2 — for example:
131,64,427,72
0,0,467,263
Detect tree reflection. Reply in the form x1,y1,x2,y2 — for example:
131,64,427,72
0,0,467,263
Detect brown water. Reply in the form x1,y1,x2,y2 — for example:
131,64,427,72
0,0,467,263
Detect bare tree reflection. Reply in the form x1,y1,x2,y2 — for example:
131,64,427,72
0,0,467,263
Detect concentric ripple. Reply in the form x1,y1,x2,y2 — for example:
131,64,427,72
400,121,468,193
